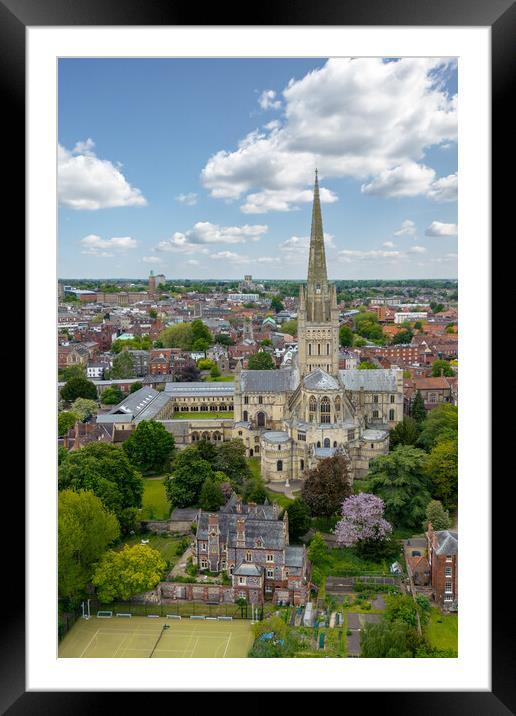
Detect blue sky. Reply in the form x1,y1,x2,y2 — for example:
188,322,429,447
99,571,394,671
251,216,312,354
58,57,458,280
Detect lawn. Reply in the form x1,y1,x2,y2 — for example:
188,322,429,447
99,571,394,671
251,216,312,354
117,533,186,566
139,477,171,520
425,607,458,653
171,411,234,420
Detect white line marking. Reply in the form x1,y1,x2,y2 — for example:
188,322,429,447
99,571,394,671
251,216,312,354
79,628,99,658
222,633,232,658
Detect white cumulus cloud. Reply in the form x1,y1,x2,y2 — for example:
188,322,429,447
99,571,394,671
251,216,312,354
175,192,198,206
258,90,282,111
80,234,138,256
202,58,457,211
58,140,147,210
156,222,268,254
393,219,417,237
425,221,458,236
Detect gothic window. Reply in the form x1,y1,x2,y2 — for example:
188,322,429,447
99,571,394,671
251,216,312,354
326,343,330,355
373,395,379,403
318,343,321,355
257,412,266,427
277,460,283,471
324,438,330,448
320,397,330,413
309,396,317,413
390,395,395,403
246,551,252,562
335,396,341,414
266,554,274,562
317,441,321,448
333,441,337,448
309,343,312,356
372,410,379,418
243,410,248,422
258,396,263,404
244,396,249,404
300,459,304,470
389,409,395,421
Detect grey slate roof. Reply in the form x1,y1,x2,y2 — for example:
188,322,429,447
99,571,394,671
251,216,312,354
164,381,235,398
303,369,340,391
262,431,291,444
285,546,305,568
134,392,171,422
197,512,285,550
339,368,400,392
434,530,458,555
362,429,389,441
240,368,296,393
233,563,262,577
314,447,337,458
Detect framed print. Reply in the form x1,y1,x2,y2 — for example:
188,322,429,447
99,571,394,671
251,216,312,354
3,0,514,711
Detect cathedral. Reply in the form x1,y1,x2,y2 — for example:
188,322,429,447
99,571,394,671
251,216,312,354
232,171,404,482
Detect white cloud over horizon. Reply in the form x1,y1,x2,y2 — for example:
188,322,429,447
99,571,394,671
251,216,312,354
80,234,138,257
156,221,268,254
58,139,147,210
425,221,458,236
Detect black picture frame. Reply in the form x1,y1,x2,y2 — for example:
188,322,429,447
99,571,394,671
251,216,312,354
5,0,514,711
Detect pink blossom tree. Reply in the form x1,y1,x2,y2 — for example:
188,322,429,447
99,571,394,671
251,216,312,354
335,493,392,548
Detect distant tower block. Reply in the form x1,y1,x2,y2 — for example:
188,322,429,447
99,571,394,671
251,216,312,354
244,275,252,284
193,301,202,317
155,273,166,288
243,317,254,343
148,270,157,292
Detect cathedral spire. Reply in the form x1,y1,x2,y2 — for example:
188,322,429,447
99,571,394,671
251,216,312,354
307,169,328,287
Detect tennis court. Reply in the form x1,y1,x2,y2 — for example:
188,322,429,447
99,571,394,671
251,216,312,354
58,614,254,658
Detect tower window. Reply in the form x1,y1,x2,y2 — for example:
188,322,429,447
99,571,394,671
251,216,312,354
277,460,283,472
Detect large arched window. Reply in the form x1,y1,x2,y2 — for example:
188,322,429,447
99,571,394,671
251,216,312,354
243,410,248,422
324,438,330,448
257,412,266,427
335,396,341,414
309,396,317,413
320,396,331,424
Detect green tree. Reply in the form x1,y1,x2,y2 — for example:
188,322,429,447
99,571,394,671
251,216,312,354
284,499,311,541
129,381,143,393
260,338,273,347
199,477,226,511
426,438,458,510
391,329,413,344
59,365,86,382
122,420,176,473
160,323,194,350
445,324,456,334
410,391,427,424
196,439,217,464
280,319,297,336
197,358,216,370
389,417,419,449
110,350,135,379
92,544,167,603
191,319,212,346
58,411,79,436
61,377,98,402
248,352,275,370
431,359,455,377
307,531,330,568
213,440,251,485
242,477,268,504
58,490,120,603
361,620,419,657
149,308,158,319
100,387,125,405
339,325,353,347
192,337,210,353
210,364,221,379
70,398,98,421
165,447,214,507
358,361,377,370
58,442,144,528
353,335,367,348
214,333,234,346
423,500,451,531
417,404,458,451
430,302,445,314
270,296,284,313
301,455,353,516
384,593,428,627
365,446,432,530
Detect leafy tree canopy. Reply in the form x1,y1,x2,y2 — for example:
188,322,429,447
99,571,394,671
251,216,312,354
58,411,79,437
339,325,353,347
129,381,143,393
248,352,275,370
92,544,167,603
70,398,98,421
431,359,455,377
61,377,98,402
101,387,125,405
389,417,420,449
365,445,432,530
410,391,427,424
301,455,353,517
110,350,135,379
199,477,226,512
426,437,458,511
361,620,420,658
58,489,120,603
424,499,451,532
417,404,458,451
122,420,176,474
284,499,311,541
280,319,297,336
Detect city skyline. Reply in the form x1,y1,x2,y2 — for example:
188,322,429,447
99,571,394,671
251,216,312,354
58,57,458,280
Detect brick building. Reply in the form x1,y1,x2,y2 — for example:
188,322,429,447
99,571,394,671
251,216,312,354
194,494,311,605
426,525,458,610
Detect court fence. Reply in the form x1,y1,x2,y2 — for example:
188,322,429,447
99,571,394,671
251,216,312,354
105,600,268,621
58,597,102,642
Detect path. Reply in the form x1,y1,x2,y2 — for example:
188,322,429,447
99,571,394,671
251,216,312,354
266,480,303,500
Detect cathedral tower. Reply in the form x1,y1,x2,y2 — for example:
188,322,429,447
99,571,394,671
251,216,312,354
297,170,340,376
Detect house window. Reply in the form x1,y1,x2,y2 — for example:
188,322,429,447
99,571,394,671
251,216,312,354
445,581,453,594
239,591,246,599
266,569,274,578
298,432,306,441
229,565,234,574
238,576,246,585
429,393,437,403
201,560,208,569
446,555,453,562
266,554,274,562
246,551,252,562
445,566,452,577
201,543,206,551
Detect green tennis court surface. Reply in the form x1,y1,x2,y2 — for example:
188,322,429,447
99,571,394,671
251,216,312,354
58,615,254,658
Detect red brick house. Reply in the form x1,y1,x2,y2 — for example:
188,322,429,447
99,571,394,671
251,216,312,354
426,524,458,611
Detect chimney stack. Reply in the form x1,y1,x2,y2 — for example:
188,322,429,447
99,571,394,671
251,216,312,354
236,518,245,546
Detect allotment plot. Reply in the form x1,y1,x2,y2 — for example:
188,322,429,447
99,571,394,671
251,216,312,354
58,615,254,658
